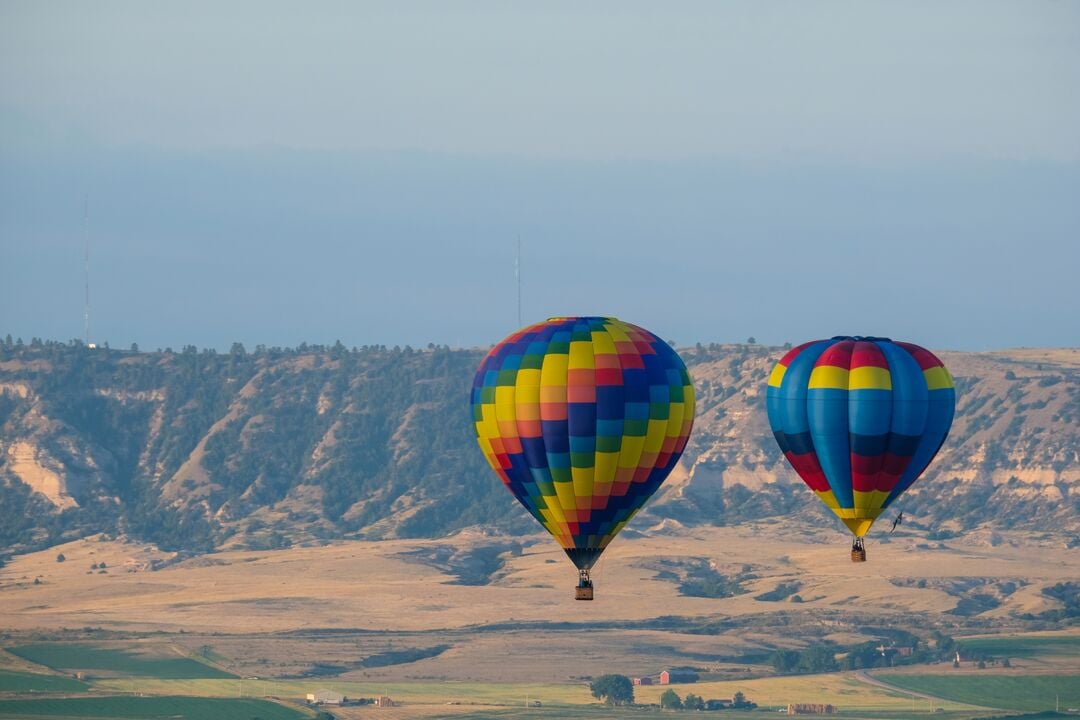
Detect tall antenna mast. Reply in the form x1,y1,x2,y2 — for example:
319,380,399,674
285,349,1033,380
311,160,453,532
515,236,522,327
83,194,90,346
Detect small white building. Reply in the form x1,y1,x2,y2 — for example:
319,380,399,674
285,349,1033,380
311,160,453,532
307,689,345,705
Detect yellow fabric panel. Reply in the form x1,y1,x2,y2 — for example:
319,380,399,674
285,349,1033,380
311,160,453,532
539,506,567,527
842,518,876,537
924,366,953,390
554,481,577,512
768,363,788,388
816,489,841,510
516,367,541,385
829,507,884,520
643,418,667,454
594,451,619,486
852,489,885,513
540,353,569,386
494,385,516,417
590,331,617,354
571,465,595,502
605,323,631,342
478,404,500,444
849,366,892,390
666,399,686,437
618,435,646,468
808,365,849,389
568,340,595,369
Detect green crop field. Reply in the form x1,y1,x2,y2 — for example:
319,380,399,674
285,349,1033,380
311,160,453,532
5,644,235,679
0,670,89,693
957,634,1080,659
91,677,593,706
417,708,996,720
872,674,1080,712
0,695,309,719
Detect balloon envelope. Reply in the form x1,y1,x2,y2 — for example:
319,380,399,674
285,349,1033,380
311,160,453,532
766,336,955,537
471,317,695,569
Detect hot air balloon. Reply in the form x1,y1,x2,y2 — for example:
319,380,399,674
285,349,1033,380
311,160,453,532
471,317,695,599
766,337,955,561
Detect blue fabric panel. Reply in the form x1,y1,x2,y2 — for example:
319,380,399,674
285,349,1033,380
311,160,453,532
808,387,854,508
879,341,929,437
848,388,892,438
884,385,955,507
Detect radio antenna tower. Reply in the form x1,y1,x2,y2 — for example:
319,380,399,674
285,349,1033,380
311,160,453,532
83,195,90,346
515,236,522,327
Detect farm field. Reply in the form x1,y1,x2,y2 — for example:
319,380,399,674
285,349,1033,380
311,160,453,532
83,672,981,715
1,528,1077,719
871,673,1080,713
956,633,1080,667
5,643,234,679
0,670,88,693
0,695,309,719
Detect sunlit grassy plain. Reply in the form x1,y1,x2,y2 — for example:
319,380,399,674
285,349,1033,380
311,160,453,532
0,695,308,719
1,527,1077,718
872,674,1080,713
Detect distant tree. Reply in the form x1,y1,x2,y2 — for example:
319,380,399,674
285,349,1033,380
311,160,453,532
684,692,705,710
732,691,755,709
129,342,139,352
590,674,634,706
977,660,986,669
747,336,757,344
783,341,792,349
56,553,65,563
660,689,683,709
1005,370,1017,380
1002,658,1011,668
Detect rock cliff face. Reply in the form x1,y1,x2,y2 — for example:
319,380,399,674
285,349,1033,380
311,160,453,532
651,345,1079,535
0,341,1077,554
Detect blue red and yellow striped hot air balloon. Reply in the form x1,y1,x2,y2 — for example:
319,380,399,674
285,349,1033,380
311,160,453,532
766,337,955,561
471,317,696,599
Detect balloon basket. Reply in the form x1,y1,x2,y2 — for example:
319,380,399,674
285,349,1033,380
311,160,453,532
575,569,594,601
851,537,867,563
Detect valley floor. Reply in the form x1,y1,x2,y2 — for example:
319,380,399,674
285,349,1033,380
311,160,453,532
0,522,1077,718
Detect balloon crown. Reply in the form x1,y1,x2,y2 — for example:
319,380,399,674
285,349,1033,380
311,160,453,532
830,335,893,343
546,316,617,322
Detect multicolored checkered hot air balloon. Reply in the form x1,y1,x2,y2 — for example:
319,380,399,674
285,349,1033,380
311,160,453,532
471,317,696,599
766,337,955,562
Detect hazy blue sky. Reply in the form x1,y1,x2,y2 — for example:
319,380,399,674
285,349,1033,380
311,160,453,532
2,1,1077,351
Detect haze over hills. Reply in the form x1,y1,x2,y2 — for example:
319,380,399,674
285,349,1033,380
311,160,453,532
0,338,1077,557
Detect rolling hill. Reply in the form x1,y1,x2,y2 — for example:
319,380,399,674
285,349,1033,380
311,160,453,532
0,338,1077,556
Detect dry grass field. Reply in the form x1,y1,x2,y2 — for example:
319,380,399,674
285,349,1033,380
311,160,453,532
2,521,1074,634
